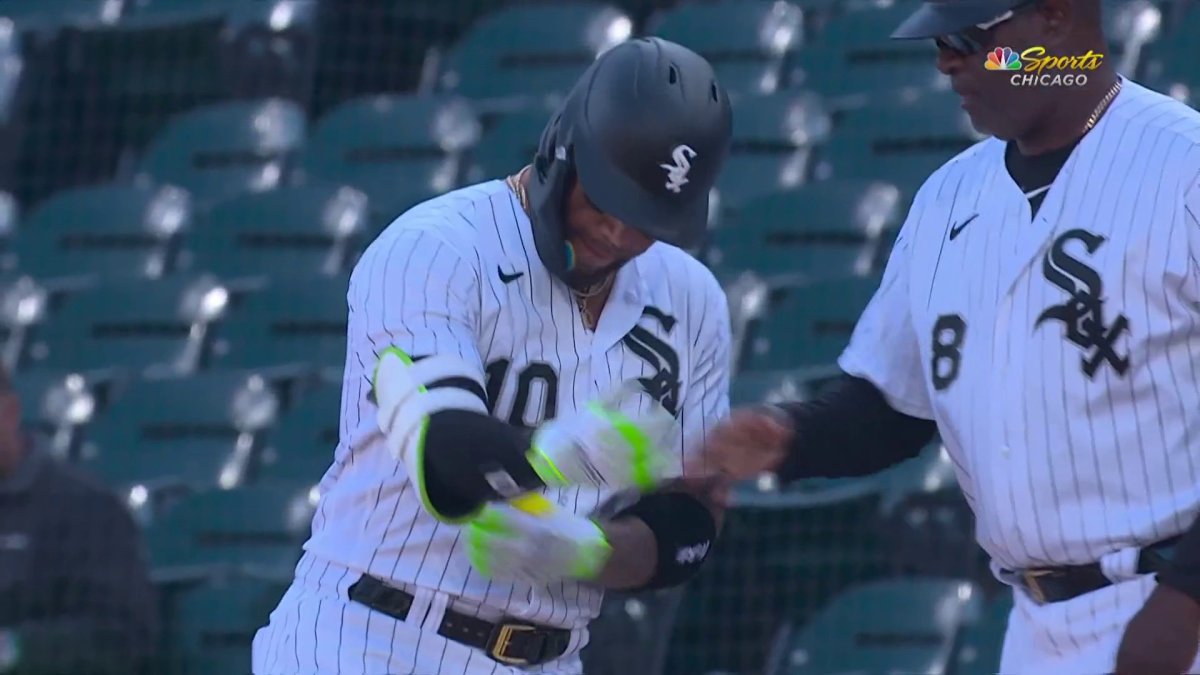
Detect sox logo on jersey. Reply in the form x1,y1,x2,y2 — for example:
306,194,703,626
251,177,731,675
837,79,1200,673
1033,229,1131,377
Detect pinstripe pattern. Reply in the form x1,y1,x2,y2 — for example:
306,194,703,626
838,79,1200,671
255,178,730,673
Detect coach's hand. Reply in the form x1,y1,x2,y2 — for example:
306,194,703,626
465,500,611,586
527,381,677,493
1116,582,1200,675
700,406,794,485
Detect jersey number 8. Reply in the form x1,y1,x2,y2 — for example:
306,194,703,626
931,314,966,391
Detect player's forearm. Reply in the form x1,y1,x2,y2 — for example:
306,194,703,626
593,517,658,589
593,477,725,590
774,374,937,482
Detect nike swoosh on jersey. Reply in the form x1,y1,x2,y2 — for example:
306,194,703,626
949,213,979,241
498,267,525,283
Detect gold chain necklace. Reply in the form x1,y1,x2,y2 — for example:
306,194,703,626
1083,78,1123,135
505,167,614,332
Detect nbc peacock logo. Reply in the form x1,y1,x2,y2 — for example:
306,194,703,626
985,47,1022,71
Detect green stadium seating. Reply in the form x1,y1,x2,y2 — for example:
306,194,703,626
709,179,903,281
729,364,843,406
767,577,984,674
0,0,122,28
648,0,804,96
80,370,281,482
24,274,233,375
15,183,192,281
167,575,290,675
791,4,945,107
146,483,315,578
812,98,981,199
212,276,350,371
740,275,880,372
136,99,306,205
1143,9,1200,92
185,182,369,280
953,591,1013,675
439,2,632,104
299,94,480,226
466,108,549,183
715,92,833,208
256,382,340,486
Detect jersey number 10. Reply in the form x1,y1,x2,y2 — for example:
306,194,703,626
484,358,560,428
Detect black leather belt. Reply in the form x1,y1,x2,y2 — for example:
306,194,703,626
1005,537,1180,605
346,574,572,666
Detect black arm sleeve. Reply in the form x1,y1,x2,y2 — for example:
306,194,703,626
1156,516,1200,603
421,409,545,519
774,373,938,483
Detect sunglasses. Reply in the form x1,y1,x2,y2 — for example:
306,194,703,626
934,0,1040,56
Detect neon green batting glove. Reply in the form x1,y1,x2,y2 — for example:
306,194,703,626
465,501,612,585
526,381,678,493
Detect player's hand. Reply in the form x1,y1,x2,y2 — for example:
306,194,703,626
527,381,677,493
465,500,612,586
1115,582,1200,675
699,406,794,485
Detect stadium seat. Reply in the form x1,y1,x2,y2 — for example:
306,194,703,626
136,99,307,205
953,591,1013,675
465,107,550,183
0,0,123,29
167,576,290,675
0,24,24,198
709,179,903,281
766,577,983,674
0,191,16,266
212,275,350,372
24,274,233,375
13,368,119,458
1101,0,1163,76
146,483,315,578
713,91,833,209
791,4,947,108
647,0,804,96
79,371,281,497
740,275,880,372
184,182,369,280
875,444,990,581
15,183,192,281
255,381,340,486
729,364,843,406
1142,7,1200,92
812,97,982,199
439,2,632,105
299,94,480,226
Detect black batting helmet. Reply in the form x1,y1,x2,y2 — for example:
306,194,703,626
891,0,1037,47
527,37,733,279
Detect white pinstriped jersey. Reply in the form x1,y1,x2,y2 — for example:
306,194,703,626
840,79,1200,571
301,178,731,630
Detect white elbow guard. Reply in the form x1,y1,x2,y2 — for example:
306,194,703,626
372,347,487,504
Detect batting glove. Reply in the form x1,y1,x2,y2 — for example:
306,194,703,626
465,499,611,585
526,381,677,493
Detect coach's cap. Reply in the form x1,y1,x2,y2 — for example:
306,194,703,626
891,0,1033,39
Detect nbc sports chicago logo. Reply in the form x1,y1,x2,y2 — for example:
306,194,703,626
985,46,1104,86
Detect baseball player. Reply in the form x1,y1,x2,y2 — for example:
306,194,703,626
700,0,1200,673
251,38,787,675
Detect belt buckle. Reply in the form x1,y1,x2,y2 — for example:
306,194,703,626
1022,568,1053,604
488,622,540,666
